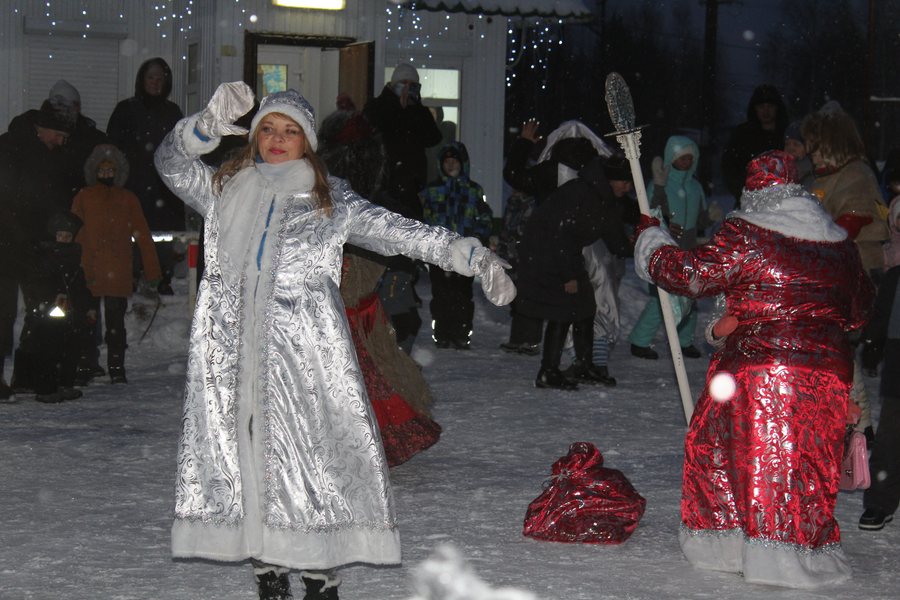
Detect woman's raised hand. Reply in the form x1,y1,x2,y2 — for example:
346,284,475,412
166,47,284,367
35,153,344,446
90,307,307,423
196,82,256,139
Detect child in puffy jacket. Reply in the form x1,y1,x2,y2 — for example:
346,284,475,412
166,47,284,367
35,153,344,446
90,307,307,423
71,144,161,384
421,142,493,349
12,212,94,403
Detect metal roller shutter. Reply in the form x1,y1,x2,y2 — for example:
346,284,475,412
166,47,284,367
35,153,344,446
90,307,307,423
27,36,119,133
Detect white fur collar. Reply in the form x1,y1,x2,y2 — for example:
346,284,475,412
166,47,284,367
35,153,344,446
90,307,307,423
730,184,847,243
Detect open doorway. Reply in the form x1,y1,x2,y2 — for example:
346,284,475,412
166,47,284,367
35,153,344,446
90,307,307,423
244,32,374,119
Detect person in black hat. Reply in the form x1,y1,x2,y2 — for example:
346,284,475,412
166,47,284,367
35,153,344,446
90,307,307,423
721,84,789,208
0,95,78,401
515,154,636,390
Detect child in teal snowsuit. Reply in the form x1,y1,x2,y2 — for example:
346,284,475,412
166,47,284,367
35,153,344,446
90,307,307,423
629,135,719,359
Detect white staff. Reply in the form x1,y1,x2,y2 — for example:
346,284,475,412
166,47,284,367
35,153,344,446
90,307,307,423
605,72,693,424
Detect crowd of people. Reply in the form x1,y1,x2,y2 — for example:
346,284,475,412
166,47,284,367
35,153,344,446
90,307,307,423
1,63,898,598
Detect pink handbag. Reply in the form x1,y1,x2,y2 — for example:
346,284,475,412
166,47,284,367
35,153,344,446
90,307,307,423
840,428,870,491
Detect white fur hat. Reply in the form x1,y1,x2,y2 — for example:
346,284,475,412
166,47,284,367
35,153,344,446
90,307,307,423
249,89,318,151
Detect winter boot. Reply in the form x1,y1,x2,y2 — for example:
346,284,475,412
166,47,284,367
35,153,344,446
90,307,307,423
75,361,106,387
535,367,578,391
630,344,659,360
57,387,83,400
681,345,702,359
108,351,127,384
565,363,617,387
35,391,66,403
256,571,293,600
10,349,37,393
517,343,540,356
499,342,521,353
0,357,14,403
301,572,340,600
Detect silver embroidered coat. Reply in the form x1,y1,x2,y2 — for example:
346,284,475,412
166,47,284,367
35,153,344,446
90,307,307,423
155,116,458,570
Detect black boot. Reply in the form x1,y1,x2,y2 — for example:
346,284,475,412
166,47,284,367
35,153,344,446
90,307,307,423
565,362,617,387
256,571,293,600
75,360,106,387
301,574,339,600
108,350,127,384
0,356,13,402
535,367,578,391
10,349,37,393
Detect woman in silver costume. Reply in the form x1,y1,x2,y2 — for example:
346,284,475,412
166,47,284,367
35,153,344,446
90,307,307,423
154,83,513,600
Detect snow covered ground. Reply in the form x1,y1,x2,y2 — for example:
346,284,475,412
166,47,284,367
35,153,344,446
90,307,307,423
1,262,898,600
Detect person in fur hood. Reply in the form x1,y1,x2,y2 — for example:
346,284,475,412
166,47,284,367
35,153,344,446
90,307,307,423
71,144,162,385
633,150,874,589
154,83,513,600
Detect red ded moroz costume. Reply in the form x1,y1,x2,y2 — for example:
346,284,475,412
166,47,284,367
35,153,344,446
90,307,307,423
634,151,875,589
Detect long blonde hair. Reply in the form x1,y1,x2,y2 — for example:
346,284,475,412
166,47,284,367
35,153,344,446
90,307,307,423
212,112,333,217
801,110,867,169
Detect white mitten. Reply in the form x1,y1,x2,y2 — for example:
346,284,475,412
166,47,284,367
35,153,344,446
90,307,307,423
651,156,669,187
471,247,516,306
449,237,517,306
450,237,480,277
196,81,255,139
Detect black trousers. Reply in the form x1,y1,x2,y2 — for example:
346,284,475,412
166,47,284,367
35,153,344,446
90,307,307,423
865,394,900,514
540,316,592,372
0,276,17,357
84,296,129,362
428,265,474,343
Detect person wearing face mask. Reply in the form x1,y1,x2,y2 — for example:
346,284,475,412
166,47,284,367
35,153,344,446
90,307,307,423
362,63,443,221
70,144,161,385
0,95,77,401
107,58,184,295
422,142,493,349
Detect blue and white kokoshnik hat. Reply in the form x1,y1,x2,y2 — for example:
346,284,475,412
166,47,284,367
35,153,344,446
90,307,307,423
250,89,318,151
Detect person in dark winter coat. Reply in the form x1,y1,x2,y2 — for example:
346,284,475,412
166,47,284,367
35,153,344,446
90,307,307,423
721,84,789,208
362,63,443,221
516,155,634,390
0,95,77,400
107,57,183,294
501,120,610,355
503,119,604,208
422,141,493,349
46,80,110,197
13,212,93,404
859,265,900,532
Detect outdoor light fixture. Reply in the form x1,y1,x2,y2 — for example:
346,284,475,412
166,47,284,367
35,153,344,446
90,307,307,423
272,0,346,9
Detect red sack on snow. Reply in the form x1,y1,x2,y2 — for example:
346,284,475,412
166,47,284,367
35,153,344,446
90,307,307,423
523,442,646,544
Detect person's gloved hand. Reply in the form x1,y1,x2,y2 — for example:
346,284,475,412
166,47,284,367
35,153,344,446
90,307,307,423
834,214,874,240
847,400,862,424
707,200,724,223
712,315,739,338
633,214,661,240
450,237,516,306
149,279,161,290
651,156,669,187
195,82,255,139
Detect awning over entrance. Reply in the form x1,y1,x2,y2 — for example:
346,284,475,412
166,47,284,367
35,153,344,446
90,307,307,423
402,0,593,19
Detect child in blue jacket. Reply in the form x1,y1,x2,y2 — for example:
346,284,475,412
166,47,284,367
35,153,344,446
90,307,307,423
422,142,493,349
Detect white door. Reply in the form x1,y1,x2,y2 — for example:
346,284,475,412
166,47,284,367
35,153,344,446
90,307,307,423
256,45,340,121
26,36,119,132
